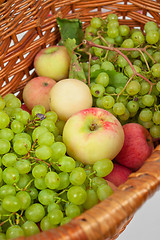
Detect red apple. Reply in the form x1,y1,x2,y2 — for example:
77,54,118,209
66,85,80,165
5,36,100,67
115,123,154,171
104,163,132,187
34,46,71,81
22,77,56,111
62,107,124,165
21,103,31,114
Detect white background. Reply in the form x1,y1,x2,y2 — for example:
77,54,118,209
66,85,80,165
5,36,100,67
117,189,160,240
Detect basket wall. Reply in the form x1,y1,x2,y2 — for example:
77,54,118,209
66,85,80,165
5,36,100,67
0,0,160,240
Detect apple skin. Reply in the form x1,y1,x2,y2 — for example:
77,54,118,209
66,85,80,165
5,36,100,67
62,107,124,165
49,78,93,121
34,46,71,81
115,123,154,171
104,163,132,187
21,103,31,114
22,77,56,111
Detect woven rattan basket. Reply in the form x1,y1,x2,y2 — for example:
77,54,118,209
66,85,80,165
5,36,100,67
1,0,160,239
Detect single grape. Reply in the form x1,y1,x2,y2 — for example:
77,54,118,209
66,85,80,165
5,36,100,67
139,80,150,95
96,72,109,87
6,225,24,239
130,50,140,59
5,97,21,109
41,118,56,132
16,191,31,210
45,171,60,189
2,195,21,212
151,63,160,77
97,184,113,201
0,185,16,199
35,145,52,160
69,167,86,185
13,138,31,155
124,65,141,78
150,125,160,138
95,97,103,108
21,220,40,237
48,209,64,225
131,31,145,46
40,216,56,231
0,111,10,129
34,178,47,190
65,203,81,218
104,36,115,45
121,38,134,48
93,159,113,177
2,167,19,185
13,132,32,143
117,55,128,68
47,202,62,212
141,94,155,107
106,86,116,94
50,141,66,161
45,111,58,122
32,164,48,178
11,120,24,133
85,25,97,35
107,13,118,21
152,51,160,63
32,105,45,117
152,111,160,125
67,186,87,205
107,27,119,38
55,120,65,135
0,128,14,141
83,188,98,210
90,63,101,74
17,173,31,189
37,131,55,146
113,102,126,115
133,59,142,68
58,156,76,172
118,108,130,121
15,110,31,125
57,172,70,190
90,83,105,98
0,96,5,110
25,203,45,223
144,21,158,33
119,24,130,36
93,47,104,57
101,95,115,109
2,153,17,167
126,80,141,96
14,159,31,174
38,189,57,205
139,108,153,122
101,61,115,71
27,186,38,200
146,30,159,44
127,100,139,113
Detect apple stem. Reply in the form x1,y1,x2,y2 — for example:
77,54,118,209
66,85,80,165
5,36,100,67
90,123,98,131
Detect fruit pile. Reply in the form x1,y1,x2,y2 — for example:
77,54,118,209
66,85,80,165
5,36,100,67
0,13,159,239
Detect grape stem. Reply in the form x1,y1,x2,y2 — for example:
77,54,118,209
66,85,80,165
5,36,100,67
83,40,155,95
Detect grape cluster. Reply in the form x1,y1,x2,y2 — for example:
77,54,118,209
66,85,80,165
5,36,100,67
81,14,160,138
0,94,113,239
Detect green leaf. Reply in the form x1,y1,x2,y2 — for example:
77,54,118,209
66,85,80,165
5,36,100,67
64,38,86,82
91,69,128,88
57,17,84,45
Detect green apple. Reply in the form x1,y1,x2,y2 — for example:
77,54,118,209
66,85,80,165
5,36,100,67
63,107,124,165
49,78,93,121
34,46,71,81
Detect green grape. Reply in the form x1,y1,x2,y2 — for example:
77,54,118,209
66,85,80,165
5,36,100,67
60,217,72,226
90,64,100,74
138,98,146,109
5,97,21,109
126,80,141,96
144,21,158,33
101,61,115,71
11,120,24,133
25,203,45,222
14,159,31,174
2,153,17,167
93,47,104,57
21,220,40,237
2,167,19,185
17,174,31,189
47,202,62,212
44,171,60,189
138,118,154,129
107,13,118,21
131,31,145,46
117,95,128,106
4,93,15,102
58,156,76,172
37,131,54,146
130,50,140,59
38,189,57,205
55,120,65,135
15,110,31,125
69,167,86,185
0,128,14,141
85,25,97,35
106,86,116,94
151,63,160,77
107,51,117,62
118,108,130,121
67,186,87,205
139,108,153,122
146,30,159,44
90,83,105,98
119,24,130,37
50,142,66,161
40,216,56,231
35,145,52,160
32,126,49,142
150,125,160,138
104,36,115,45
101,95,115,109
32,164,48,178
48,209,63,225
93,159,113,177
107,19,119,29
126,100,139,113
13,138,31,155
124,65,141,78
57,172,70,190
151,85,159,96
97,184,113,201
34,178,47,190
107,27,119,38
96,72,109,87
2,195,21,212
139,80,150,95
16,191,31,210
31,105,45,117
152,111,160,125
95,97,103,108
113,102,126,115
27,186,38,200
0,111,10,129
0,233,6,239
0,96,5,110
0,168,2,183
133,59,142,68
121,38,134,48
0,185,16,199
83,188,98,210
6,225,24,239
115,35,123,45
41,118,56,132
117,55,128,68
13,132,32,143
115,86,123,94
45,111,58,122
141,94,155,107
152,51,160,63
82,62,89,72
65,203,81,218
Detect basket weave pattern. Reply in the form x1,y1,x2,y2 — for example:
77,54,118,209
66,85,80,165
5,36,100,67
1,0,160,239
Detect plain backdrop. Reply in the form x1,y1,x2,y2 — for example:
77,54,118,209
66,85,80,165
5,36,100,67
117,189,160,240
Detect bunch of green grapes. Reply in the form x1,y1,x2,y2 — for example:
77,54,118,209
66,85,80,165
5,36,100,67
0,93,113,239
82,14,160,139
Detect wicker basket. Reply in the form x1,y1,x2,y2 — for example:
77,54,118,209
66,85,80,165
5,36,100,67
1,0,160,239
